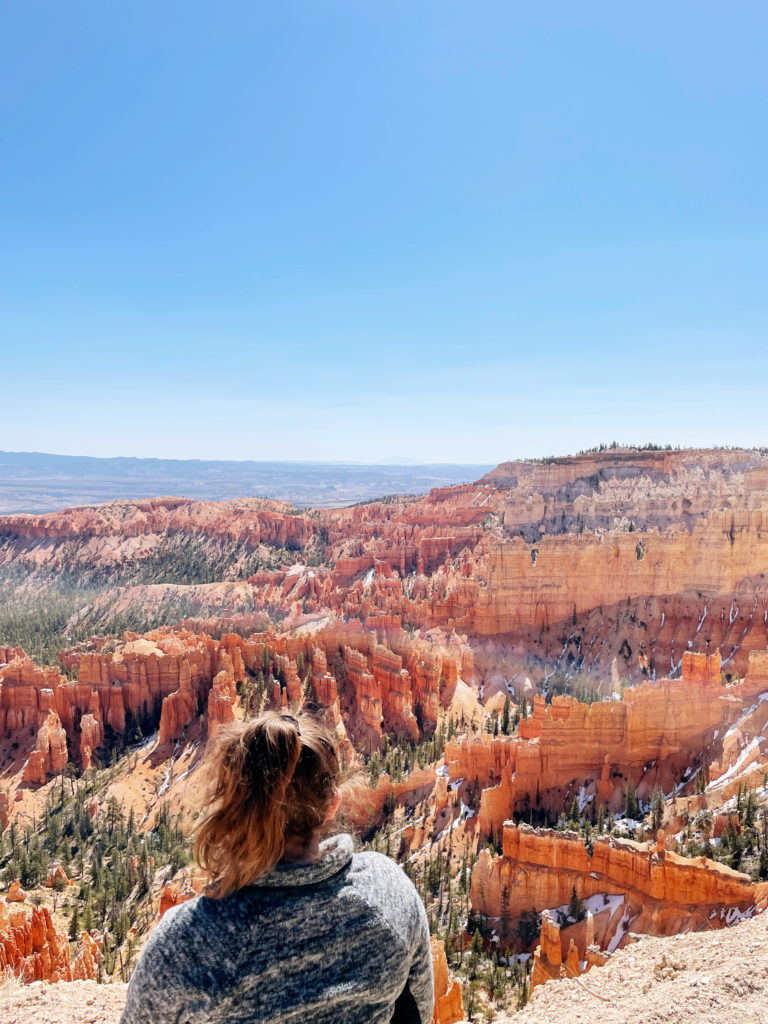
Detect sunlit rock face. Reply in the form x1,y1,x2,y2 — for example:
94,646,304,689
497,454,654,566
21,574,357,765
444,650,768,835
0,899,100,983
471,822,768,959
4,449,768,683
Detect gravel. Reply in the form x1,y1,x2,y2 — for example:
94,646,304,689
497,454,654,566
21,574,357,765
1,912,767,1024
511,911,768,1024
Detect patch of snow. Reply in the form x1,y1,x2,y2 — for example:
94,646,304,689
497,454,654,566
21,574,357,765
607,909,634,953
721,646,740,667
695,607,708,633
170,764,197,787
707,738,761,791
723,905,754,926
577,786,594,813
503,673,519,695
499,953,531,965
612,817,643,834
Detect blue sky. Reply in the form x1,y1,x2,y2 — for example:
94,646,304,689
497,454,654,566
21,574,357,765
1,1,766,463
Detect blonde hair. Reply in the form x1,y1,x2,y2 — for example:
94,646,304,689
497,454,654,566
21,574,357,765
194,711,342,897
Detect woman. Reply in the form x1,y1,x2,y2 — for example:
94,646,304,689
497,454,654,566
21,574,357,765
120,711,434,1023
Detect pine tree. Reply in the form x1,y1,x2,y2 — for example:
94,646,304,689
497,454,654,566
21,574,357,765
69,902,80,941
569,886,587,921
568,797,580,827
650,787,664,833
517,975,529,1008
625,782,640,820
501,696,510,735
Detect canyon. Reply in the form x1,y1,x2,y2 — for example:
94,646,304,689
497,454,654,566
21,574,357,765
0,448,767,1019
3,448,768,683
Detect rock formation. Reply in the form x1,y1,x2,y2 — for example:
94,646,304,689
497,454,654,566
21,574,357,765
6,449,768,683
158,880,202,920
6,880,26,903
22,707,68,784
45,865,71,888
0,901,97,983
444,650,768,836
470,822,768,954
0,496,314,550
430,937,463,1024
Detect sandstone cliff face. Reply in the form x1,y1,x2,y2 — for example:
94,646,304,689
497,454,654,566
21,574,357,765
0,496,314,550
5,448,768,683
0,653,67,733
430,937,463,1024
444,651,768,836
470,823,768,953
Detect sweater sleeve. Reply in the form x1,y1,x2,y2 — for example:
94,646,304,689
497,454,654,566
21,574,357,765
396,891,434,1024
119,905,207,1024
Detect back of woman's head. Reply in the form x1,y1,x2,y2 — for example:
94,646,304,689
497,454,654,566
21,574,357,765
194,711,342,897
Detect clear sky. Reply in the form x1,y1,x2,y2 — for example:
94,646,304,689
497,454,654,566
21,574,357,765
1,2,766,463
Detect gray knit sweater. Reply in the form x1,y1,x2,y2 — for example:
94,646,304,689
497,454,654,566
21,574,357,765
120,835,434,1024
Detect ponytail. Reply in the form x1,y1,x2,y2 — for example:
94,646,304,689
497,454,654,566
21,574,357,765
194,711,341,896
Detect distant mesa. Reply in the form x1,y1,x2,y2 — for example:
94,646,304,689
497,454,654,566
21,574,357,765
0,449,493,513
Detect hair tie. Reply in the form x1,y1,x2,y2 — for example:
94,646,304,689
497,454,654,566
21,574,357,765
281,713,301,737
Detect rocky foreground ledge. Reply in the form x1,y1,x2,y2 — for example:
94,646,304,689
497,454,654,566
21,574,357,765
1,912,766,1024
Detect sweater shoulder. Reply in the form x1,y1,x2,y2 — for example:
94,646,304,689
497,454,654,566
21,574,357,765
347,852,424,937
351,850,412,883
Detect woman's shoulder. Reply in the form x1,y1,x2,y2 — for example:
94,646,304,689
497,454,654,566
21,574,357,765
348,851,424,921
351,849,409,880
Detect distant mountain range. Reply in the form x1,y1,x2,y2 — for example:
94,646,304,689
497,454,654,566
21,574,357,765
0,450,493,513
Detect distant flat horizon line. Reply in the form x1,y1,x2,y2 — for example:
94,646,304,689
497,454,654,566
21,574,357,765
0,449,494,468
1,445,766,467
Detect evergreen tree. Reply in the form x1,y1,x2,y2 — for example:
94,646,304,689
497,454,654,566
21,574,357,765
569,886,587,921
568,797,580,827
650,787,664,833
69,902,80,941
597,804,605,833
501,696,510,735
624,782,640,820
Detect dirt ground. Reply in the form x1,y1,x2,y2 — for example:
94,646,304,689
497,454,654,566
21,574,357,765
512,910,768,1024
1,911,767,1024
0,979,127,1024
